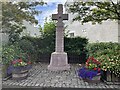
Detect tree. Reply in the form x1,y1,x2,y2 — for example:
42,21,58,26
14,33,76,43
2,2,45,43
38,19,56,53
67,0,120,24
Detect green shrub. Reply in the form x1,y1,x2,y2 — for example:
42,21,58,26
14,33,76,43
65,37,88,56
22,36,88,54
22,36,54,55
2,44,27,65
18,39,35,54
22,36,88,63
87,42,120,77
18,39,36,63
2,43,30,78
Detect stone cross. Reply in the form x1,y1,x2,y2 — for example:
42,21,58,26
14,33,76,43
48,4,70,71
52,4,68,52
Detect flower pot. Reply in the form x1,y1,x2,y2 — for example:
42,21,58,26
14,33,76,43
83,73,101,83
12,65,31,80
78,67,101,83
12,69,28,80
101,71,120,84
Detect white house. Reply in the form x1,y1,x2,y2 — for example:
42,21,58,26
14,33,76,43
21,20,40,37
1,20,40,45
64,0,120,43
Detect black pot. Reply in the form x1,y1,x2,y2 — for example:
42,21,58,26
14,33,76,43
101,70,120,82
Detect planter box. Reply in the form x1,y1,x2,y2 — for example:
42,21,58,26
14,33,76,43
101,71,120,84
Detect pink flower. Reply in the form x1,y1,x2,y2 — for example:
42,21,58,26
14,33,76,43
98,68,101,72
12,60,17,64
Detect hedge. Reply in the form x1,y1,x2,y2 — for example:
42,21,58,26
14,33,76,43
22,36,88,63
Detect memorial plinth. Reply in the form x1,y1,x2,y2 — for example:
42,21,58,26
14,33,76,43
48,4,70,71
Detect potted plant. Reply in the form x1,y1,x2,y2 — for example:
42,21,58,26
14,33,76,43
86,43,120,83
2,45,18,79
77,57,101,83
12,58,32,80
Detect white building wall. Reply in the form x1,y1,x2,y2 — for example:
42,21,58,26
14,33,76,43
86,20,118,43
21,20,40,37
1,20,40,45
65,9,119,43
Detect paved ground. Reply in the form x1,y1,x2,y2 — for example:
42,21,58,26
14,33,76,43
2,63,120,89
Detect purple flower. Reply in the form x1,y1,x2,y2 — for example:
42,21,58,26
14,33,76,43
77,67,100,80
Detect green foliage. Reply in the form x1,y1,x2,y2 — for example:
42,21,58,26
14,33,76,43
21,21,88,62
22,35,88,62
86,42,120,77
67,1,120,24
9,33,20,43
65,37,88,56
18,39,36,62
2,2,45,43
42,22,56,35
40,21,56,38
2,44,28,65
39,21,56,53
18,39,35,54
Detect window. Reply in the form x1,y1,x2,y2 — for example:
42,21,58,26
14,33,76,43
70,33,74,37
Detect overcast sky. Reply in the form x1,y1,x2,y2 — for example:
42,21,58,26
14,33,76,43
34,0,67,27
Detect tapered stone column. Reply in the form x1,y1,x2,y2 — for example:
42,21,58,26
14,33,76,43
48,4,70,71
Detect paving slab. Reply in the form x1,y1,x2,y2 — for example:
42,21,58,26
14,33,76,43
2,63,120,89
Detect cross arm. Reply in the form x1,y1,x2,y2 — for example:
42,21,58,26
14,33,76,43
52,14,58,20
52,14,68,20
62,14,68,20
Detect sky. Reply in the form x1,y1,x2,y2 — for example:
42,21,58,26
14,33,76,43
34,0,118,27
34,0,67,27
